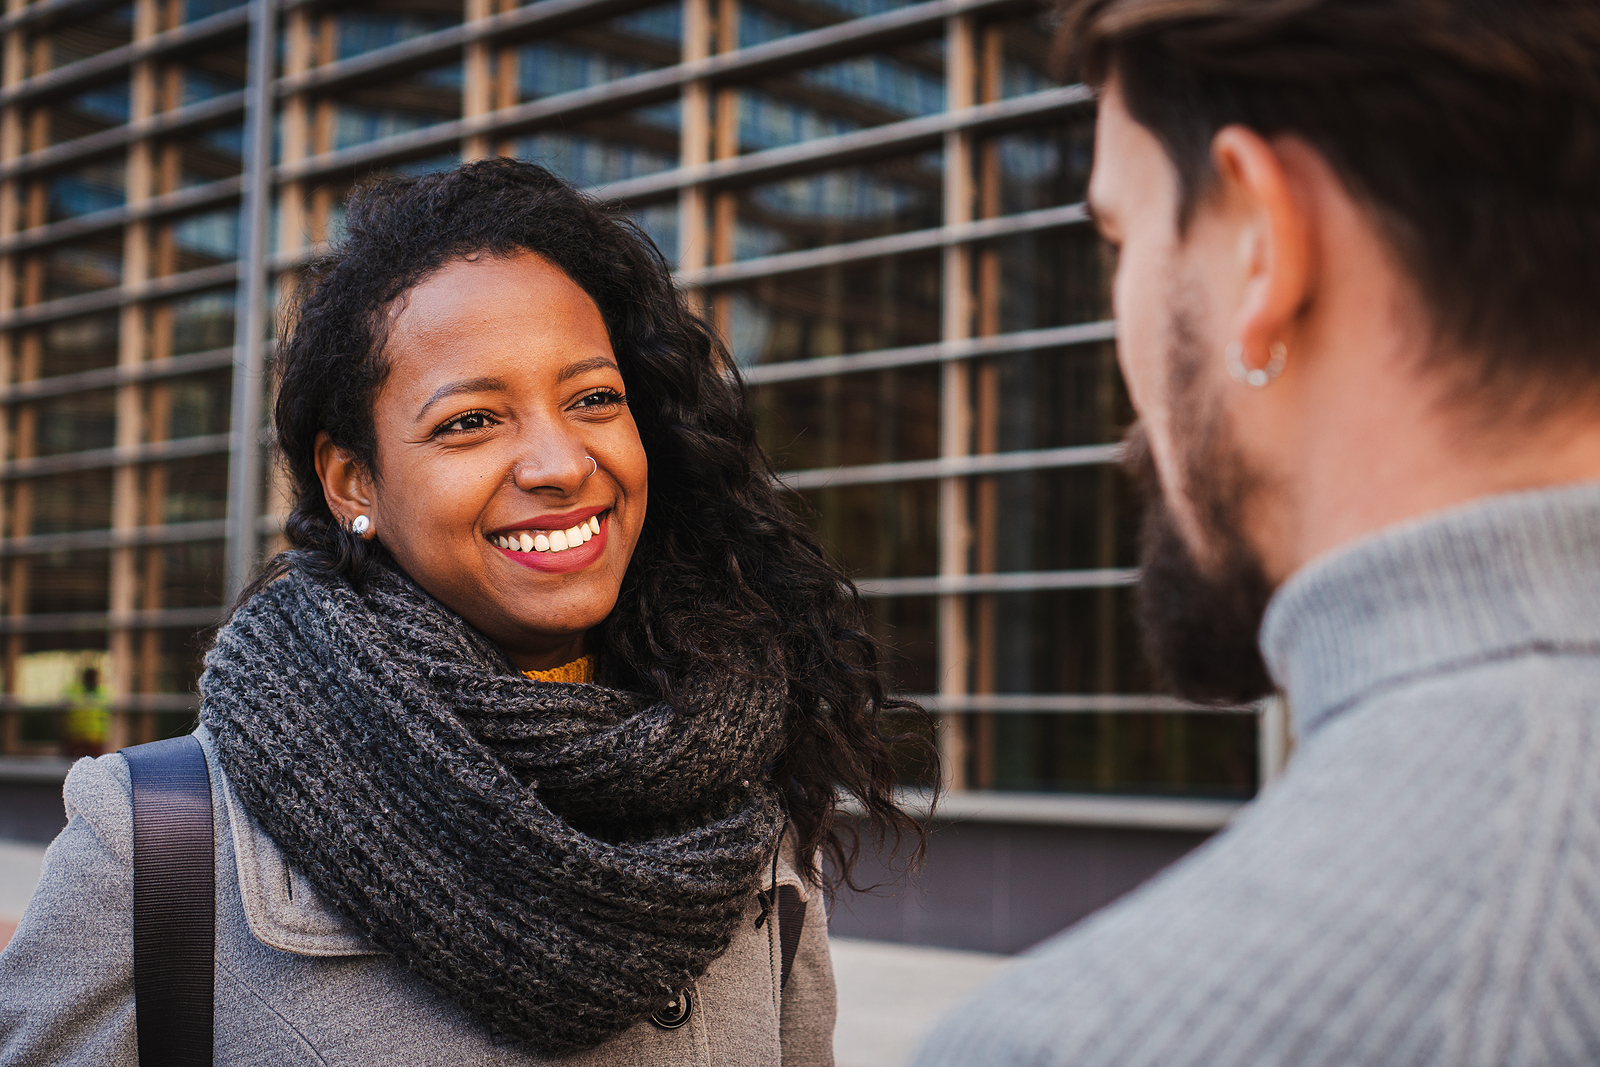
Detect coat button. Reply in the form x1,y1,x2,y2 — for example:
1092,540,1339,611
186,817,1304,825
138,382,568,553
651,988,693,1030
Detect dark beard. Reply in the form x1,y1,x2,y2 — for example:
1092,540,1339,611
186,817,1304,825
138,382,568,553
1124,418,1276,706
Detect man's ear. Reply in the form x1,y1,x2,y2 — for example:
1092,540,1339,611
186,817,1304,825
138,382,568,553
314,431,375,527
1210,124,1314,372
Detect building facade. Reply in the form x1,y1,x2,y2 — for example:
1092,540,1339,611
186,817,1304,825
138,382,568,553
0,0,1275,947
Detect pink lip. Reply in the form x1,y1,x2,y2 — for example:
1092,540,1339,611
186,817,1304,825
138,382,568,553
492,510,609,574
494,505,609,534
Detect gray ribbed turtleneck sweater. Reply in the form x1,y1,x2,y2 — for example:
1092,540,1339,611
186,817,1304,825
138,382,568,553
914,481,1600,1067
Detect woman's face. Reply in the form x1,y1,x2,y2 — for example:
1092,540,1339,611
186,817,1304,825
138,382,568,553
317,251,649,671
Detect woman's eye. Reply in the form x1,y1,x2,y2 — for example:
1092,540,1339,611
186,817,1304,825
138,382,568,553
573,389,625,409
437,410,496,435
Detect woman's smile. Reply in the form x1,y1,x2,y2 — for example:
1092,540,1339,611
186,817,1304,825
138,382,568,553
489,507,610,572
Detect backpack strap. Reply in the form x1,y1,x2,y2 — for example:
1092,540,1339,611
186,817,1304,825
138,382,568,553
122,734,215,1067
776,885,806,990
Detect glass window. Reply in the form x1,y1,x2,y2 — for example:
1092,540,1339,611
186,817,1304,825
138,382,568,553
156,454,229,523
736,40,945,153
976,586,1150,695
979,226,1110,332
31,4,134,73
23,471,115,535
38,312,119,378
154,123,246,190
39,234,124,300
712,250,942,367
753,361,940,469
325,62,462,152
153,207,241,275
45,160,127,222
32,388,116,457
510,108,680,188
38,80,131,147
730,150,940,259
977,117,1095,216
981,342,1130,450
968,464,1140,574
327,5,460,61
145,369,232,441
977,711,1257,797
153,290,236,357
183,0,248,23
163,47,249,109
738,0,925,47
794,480,938,579
137,540,225,609
23,548,110,614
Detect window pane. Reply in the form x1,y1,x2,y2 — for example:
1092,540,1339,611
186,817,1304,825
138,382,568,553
976,586,1150,695
326,63,462,152
980,225,1109,331
736,40,945,154
32,4,133,73
38,80,131,146
160,123,246,188
137,540,225,609
867,594,936,693
969,464,1140,574
32,388,116,457
39,234,123,300
329,6,459,61
23,548,110,614
38,313,119,377
732,150,940,260
754,361,940,468
21,471,114,534
794,480,938,579
979,711,1257,798
46,160,126,222
714,250,942,367
154,454,230,523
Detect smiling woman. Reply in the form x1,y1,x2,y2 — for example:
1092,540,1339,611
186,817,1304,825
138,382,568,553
0,160,933,1066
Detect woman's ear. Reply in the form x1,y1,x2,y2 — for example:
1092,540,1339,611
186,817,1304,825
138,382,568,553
314,431,376,530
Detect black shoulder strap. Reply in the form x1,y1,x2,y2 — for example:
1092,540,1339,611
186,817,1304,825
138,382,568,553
122,735,215,1067
777,885,806,991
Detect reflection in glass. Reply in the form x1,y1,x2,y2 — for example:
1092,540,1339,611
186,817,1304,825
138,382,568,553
25,472,115,535
41,236,123,300
511,106,680,188
33,4,132,72
733,150,940,259
973,462,1139,574
752,362,940,469
715,251,941,366
39,313,119,378
47,161,126,222
328,63,462,152
33,390,116,457
983,225,1108,331
794,480,938,579
24,549,111,615
164,209,241,271
984,711,1256,797
738,41,944,153
42,81,131,146
332,8,459,60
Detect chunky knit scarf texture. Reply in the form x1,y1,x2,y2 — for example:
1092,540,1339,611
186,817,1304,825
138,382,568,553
199,563,788,1053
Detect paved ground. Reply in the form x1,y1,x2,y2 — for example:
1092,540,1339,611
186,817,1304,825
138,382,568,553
0,837,1009,1065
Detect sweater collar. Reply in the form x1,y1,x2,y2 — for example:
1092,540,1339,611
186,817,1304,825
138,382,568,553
1260,480,1600,741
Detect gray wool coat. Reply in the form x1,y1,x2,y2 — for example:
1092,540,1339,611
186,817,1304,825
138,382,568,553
0,726,837,1066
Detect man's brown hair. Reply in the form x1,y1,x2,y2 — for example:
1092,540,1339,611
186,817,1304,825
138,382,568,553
1059,0,1600,397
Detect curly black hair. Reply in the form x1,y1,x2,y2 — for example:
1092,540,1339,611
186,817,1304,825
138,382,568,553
245,157,934,888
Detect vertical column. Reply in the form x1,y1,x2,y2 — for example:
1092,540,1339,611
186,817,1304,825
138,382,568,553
461,0,493,160
0,0,23,753
224,0,277,600
107,0,164,750
707,0,738,342
937,12,975,790
967,22,1003,788
678,0,712,278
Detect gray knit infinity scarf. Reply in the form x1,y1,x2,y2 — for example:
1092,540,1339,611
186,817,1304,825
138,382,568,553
199,563,787,1054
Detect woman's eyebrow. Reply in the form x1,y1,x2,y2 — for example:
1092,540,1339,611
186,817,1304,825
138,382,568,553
556,356,620,384
415,377,508,421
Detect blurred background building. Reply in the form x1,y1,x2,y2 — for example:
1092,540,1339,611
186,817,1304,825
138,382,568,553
0,0,1283,951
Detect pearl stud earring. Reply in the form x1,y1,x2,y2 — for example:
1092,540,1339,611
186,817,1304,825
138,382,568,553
351,515,371,535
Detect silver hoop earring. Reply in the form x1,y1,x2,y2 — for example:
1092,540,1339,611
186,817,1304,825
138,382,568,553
582,456,598,482
351,515,371,536
1226,340,1288,388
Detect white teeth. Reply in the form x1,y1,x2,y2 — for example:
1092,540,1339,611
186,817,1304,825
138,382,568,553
497,514,605,555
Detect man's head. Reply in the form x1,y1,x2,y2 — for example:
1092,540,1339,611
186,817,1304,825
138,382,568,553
1065,0,1600,702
